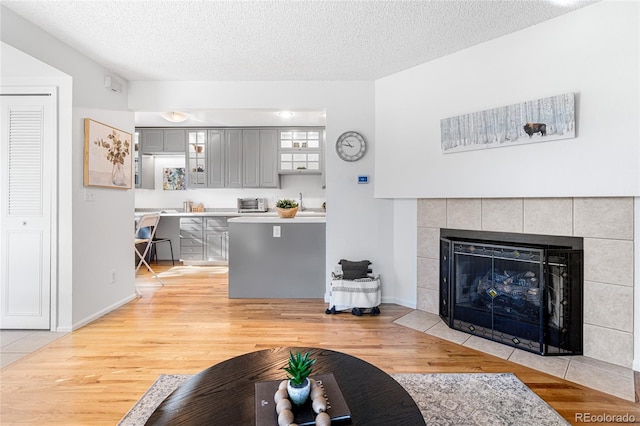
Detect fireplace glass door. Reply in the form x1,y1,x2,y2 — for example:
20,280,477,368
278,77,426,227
441,237,582,356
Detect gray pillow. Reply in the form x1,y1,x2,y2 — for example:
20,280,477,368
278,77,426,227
339,259,371,280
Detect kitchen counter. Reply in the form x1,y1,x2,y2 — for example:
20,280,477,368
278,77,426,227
228,216,326,224
135,209,325,218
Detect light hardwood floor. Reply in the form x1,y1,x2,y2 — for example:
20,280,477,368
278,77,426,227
1,263,638,425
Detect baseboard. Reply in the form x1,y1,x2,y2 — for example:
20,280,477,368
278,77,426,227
381,296,416,309
71,293,137,331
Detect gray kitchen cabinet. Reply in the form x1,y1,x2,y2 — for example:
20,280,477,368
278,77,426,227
225,129,243,188
163,129,186,152
134,130,155,189
243,129,279,188
187,130,207,188
242,129,260,188
141,129,163,153
139,128,186,153
179,217,204,262
205,217,229,262
260,129,279,188
207,129,225,188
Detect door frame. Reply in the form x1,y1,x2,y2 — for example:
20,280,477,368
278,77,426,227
1,86,58,331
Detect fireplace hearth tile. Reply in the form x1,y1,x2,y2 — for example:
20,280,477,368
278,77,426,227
424,321,471,345
565,359,634,401
583,324,633,368
393,310,440,332
417,257,438,291
523,198,573,236
508,349,570,379
574,197,633,240
418,198,446,228
570,355,633,378
481,199,523,233
463,336,515,360
417,227,439,259
583,238,633,287
584,280,633,332
446,199,481,230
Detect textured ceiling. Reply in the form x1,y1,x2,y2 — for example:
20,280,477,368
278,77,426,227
3,0,598,82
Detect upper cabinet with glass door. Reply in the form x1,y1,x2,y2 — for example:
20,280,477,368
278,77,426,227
187,130,207,188
278,129,323,174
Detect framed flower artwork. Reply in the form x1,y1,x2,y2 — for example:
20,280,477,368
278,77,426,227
84,118,133,189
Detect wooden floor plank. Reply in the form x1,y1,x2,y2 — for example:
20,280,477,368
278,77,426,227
1,263,638,425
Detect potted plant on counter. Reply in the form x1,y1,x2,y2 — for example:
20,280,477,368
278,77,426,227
275,199,299,218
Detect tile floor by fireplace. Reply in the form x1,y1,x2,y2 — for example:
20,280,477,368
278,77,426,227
394,309,635,402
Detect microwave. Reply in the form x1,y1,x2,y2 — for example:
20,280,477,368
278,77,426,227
237,198,268,213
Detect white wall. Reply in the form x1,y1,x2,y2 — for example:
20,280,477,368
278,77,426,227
375,0,639,199
129,81,398,303
2,6,137,330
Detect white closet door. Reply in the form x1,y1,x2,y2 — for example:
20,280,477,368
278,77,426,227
0,95,53,329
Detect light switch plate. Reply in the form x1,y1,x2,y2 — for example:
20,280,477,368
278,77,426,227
84,189,96,202
273,225,281,238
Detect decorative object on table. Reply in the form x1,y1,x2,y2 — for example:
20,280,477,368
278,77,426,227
83,118,132,189
163,168,186,190
255,373,351,426
283,351,316,406
440,92,575,153
335,131,366,162
275,199,299,218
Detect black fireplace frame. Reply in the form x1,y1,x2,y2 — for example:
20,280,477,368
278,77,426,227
440,229,583,356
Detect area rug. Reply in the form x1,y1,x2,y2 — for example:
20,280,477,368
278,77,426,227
119,373,569,426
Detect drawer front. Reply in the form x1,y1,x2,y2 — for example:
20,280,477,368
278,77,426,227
180,238,204,247
180,217,203,228
180,253,203,261
180,244,203,254
180,229,203,239
206,217,228,228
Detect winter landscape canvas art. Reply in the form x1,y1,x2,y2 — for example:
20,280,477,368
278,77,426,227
440,93,575,153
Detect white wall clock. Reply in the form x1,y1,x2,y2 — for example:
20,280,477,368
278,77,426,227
336,131,366,162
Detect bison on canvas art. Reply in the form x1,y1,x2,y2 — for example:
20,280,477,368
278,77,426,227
523,122,547,138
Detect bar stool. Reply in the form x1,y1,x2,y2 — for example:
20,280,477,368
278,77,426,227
134,214,163,287
150,236,174,265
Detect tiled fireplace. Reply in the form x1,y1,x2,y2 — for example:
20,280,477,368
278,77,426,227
417,197,634,368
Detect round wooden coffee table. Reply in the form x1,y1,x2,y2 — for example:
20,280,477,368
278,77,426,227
146,347,425,425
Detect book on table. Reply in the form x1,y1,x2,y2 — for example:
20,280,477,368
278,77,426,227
255,373,351,425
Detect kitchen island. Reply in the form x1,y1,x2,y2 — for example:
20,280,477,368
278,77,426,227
228,216,326,298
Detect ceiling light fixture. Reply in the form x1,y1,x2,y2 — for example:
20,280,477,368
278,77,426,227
161,112,190,123
277,111,294,118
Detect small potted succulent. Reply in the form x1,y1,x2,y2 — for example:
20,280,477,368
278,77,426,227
283,351,316,405
275,199,299,218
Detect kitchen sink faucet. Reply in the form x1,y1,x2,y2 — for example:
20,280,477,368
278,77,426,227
299,192,304,211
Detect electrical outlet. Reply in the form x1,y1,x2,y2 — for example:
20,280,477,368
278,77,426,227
110,269,117,283
273,226,281,238
334,265,342,275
